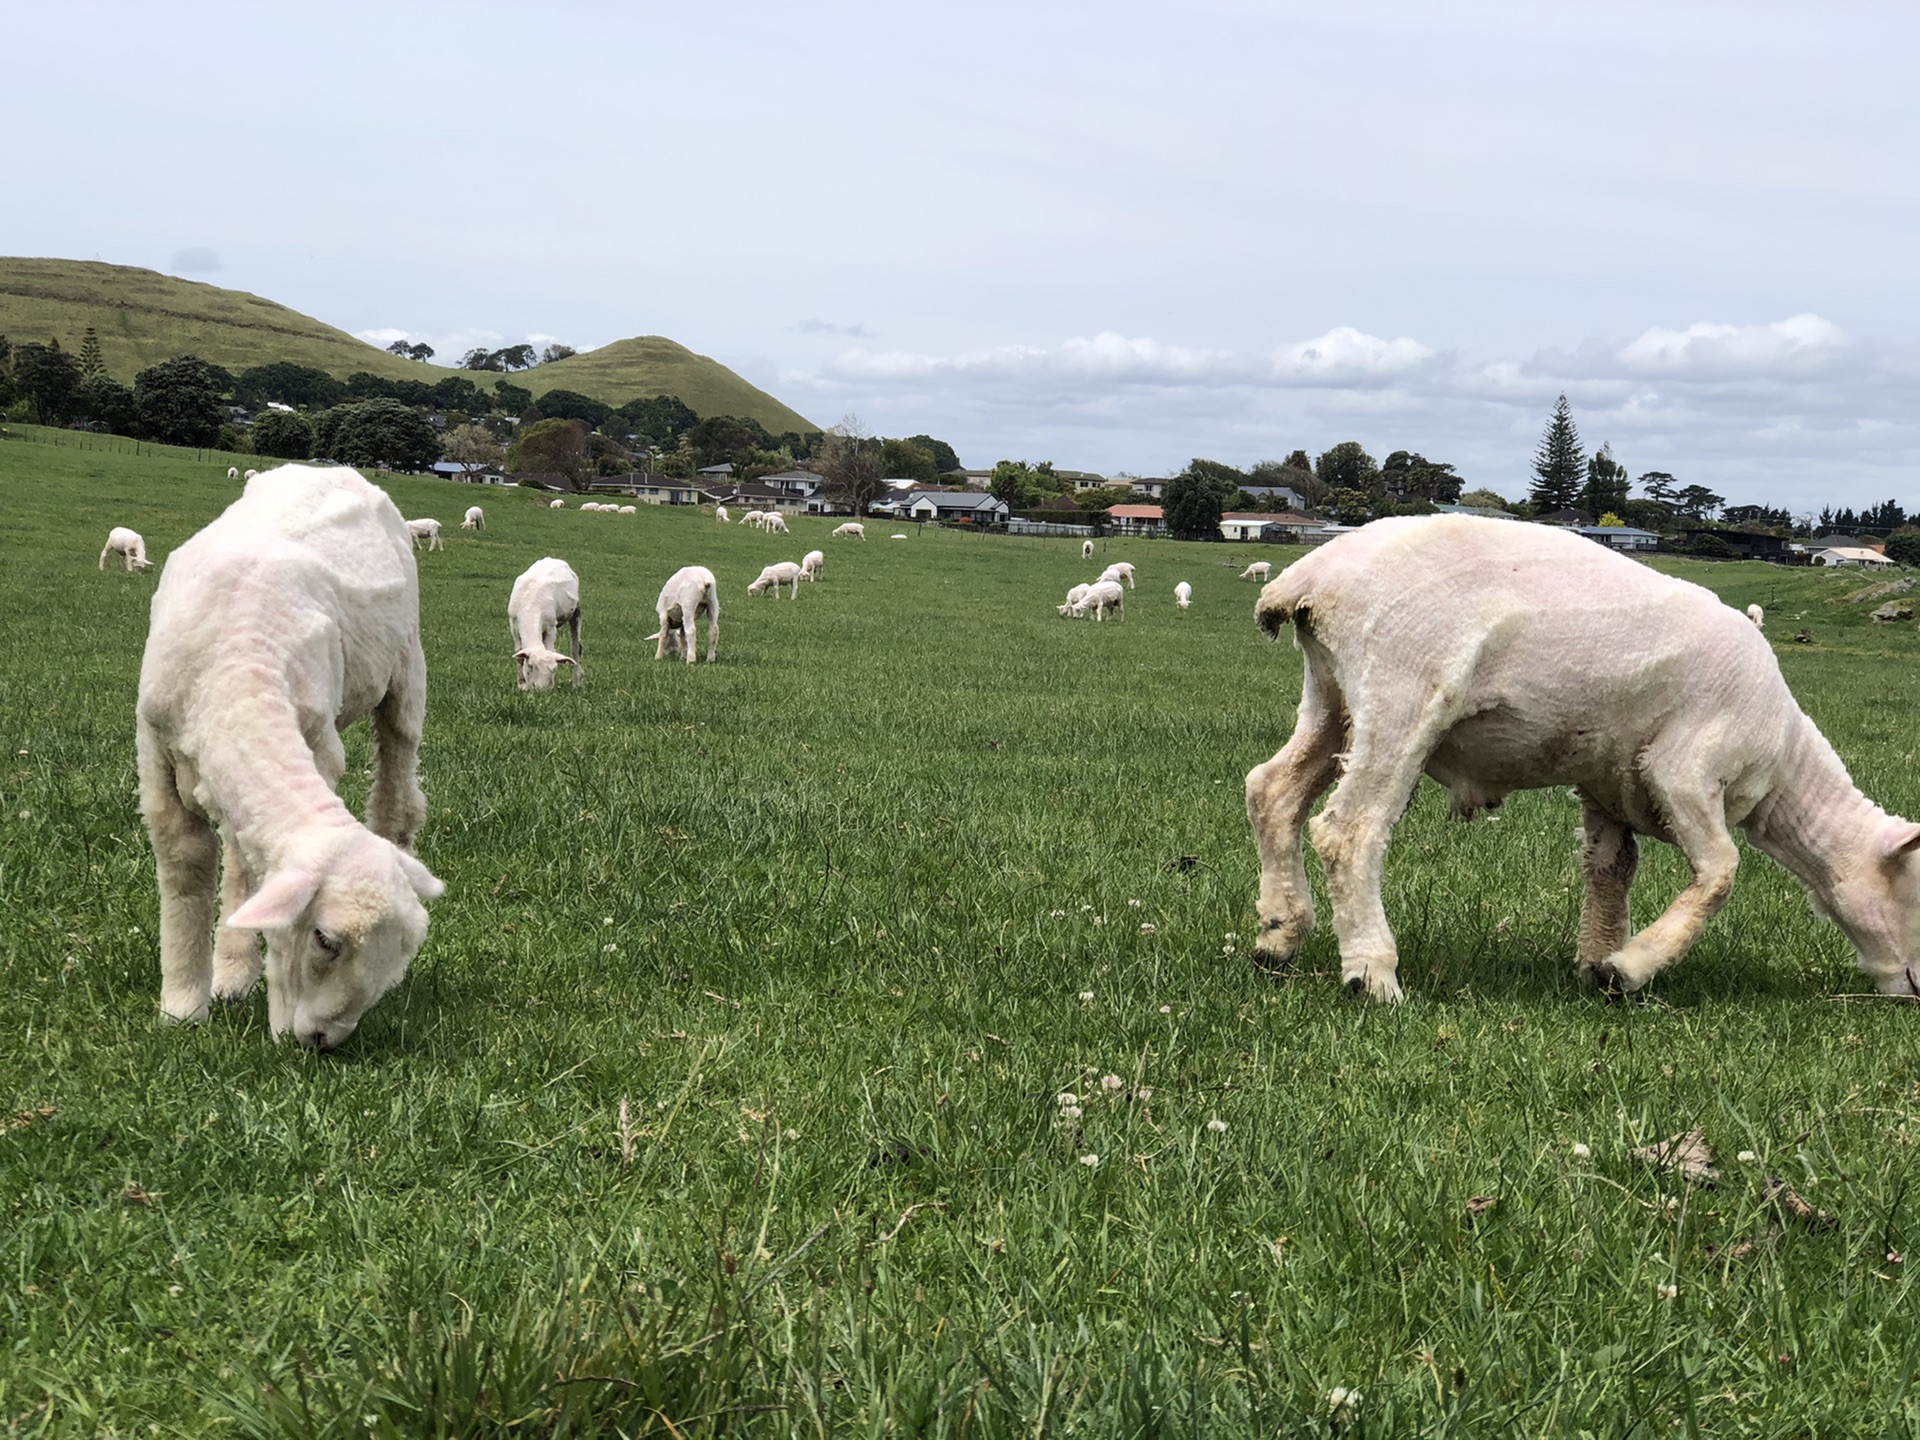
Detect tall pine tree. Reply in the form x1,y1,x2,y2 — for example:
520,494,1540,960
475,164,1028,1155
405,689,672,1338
1529,394,1586,514
78,326,105,379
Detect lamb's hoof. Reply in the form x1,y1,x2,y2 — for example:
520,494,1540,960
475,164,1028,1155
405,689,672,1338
1344,975,1365,995
160,1000,210,1026
1342,970,1405,1003
211,977,259,1003
1590,963,1629,1001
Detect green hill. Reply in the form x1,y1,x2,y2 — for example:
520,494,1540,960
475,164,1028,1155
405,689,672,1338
0,257,817,434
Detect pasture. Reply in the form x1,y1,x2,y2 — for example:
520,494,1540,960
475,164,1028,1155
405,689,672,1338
3,427,1919,1436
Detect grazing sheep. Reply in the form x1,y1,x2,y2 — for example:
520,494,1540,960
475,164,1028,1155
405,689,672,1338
136,465,443,1050
508,557,584,691
1175,580,1193,609
716,505,730,524
100,526,152,572
747,561,803,599
648,565,720,663
618,505,637,515
1246,515,1920,1004
244,469,258,480
832,522,866,541
891,533,908,541
405,518,444,551
800,549,825,581
1057,582,1092,617
226,467,239,480
462,506,485,531
764,513,790,534
1240,561,1271,582
1082,539,1095,560
549,498,566,509
1747,603,1765,629
1098,562,1136,590
739,509,765,527
1070,579,1126,621
579,502,601,512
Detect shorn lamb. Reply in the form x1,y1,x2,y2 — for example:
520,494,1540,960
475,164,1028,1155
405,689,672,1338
508,557,584,690
1098,562,1135,590
136,465,443,1051
648,565,720,663
1082,539,1094,560
1246,515,1920,1003
747,561,803,599
100,526,152,572
764,513,790,534
462,506,485,530
715,505,731,524
832,522,865,540
1057,583,1092,617
1747,603,1764,629
1175,580,1192,609
549,498,566,509
1240,561,1271,582
406,518,443,550
800,549,825,581
1070,579,1126,621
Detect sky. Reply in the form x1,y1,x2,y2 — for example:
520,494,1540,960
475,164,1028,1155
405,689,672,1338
7,0,1918,513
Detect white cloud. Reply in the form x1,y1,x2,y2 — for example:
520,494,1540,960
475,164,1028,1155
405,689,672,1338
1270,327,1438,384
1615,313,1846,377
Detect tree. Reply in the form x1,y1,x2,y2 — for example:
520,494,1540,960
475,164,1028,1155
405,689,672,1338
13,341,84,425
881,437,939,484
533,388,613,429
75,374,139,433
135,355,231,447
1315,442,1378,496
507,418,590,489
386,339,411,358
1596,511,1626,528
1163,458,1238,539
1883,528,1920,568
495,343,536,372
409,342,434,362
461,347,501,372
617,394,699,446
1529,395,1585,512
1637,471,1678,507
1457,488,1512,512
989,459,1040,508
538,343,577,365
322,398,440,470
688,414,775,468
493,379,534,415
1321,488,1376,526
234,362,348,410
815,415,887,515
1672,484,1724,523
431,375,487,414
78,326,105,379
1581,442,1630,520
1380,450,1464,504
251,409,315,460
902,434,962,474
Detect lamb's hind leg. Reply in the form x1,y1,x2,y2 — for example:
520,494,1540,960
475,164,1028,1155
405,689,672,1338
139,725,218,1024
1246,660,1343,973
1576,803,1639,980
1592,778,1738,994
367,638,428,851
569,607,585,689
211,827,264,1000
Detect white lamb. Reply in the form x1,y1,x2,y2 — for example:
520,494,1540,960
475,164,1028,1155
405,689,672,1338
716,505,730,524
1057,582,1092,617
1246,515,1920,1003
739,509,765,527
800,549,825,581
136,465,443,1051
1082,539,1095,560
648,565,720,663
579,502,602,512
1070,579,1126,621
406,518,443,551
462,506,485,530
1175,580,1193,610
226,467,239,480
1747,603,1764,629
891,533,908,541
244,469,258,480
1098,562,1136,590
764,513,790,534
747,561,803,599
1240,561,1271,582
832,522,866,541
618,505,636,515
549,498,566,510
508,557,584,690
100,526,152,572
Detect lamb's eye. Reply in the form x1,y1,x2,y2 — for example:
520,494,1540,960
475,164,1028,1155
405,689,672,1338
313,929,343,960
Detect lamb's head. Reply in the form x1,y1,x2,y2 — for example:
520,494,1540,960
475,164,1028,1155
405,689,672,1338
747,574,772,596
515,645,576,691
225,832,444,1051
1825,818,1920,997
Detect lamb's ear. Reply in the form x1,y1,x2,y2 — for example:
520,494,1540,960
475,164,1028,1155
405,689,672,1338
513,649,531,661
554,654,576,665
1881,820,1920,863
226,868,323,930
396,850,445,901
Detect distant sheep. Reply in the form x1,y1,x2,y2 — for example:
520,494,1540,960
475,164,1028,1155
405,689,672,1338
800,549,825,581
1057,582,1092,617
716,505,730,524
136,465,442,1050
406,518,444,551
891,533,908,541
1082,539,1094,560
244,469,258,480
549,498,566,509
1070,579,1126,621
649,565,720,663
764,513,790,534
618,505,637,515
1098,562,1136,590
1747,603,1764,629
739,509,765,527
832,522,866,541
1240,561,1271,582
1175,580,1192,609
508,557,584,690
579,502,602,512
100,526,153,572
462,506,485,530
226,467,238,480
748,561,803,599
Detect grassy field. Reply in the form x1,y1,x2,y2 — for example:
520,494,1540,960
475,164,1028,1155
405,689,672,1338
2,425,1919,1437
0,259,817,433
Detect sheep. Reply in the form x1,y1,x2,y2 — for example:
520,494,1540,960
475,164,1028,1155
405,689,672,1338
1747,603,1765,629
764,513,790,534
462,506,485,531
618,505,637,515
1082,539,1094,560
1098,562,1136,590
244,469,258,480
716,505,730,524
1057,582,1092,617
508,557,584,691
1240,561,1271,582
648,565,720,663
739,509,765,527
1175,580,1193,609
747,561,803,599
832,522,866,540
405,518,443,551
135,465,443,1050
549,498,566,509
800,549,825,581
1070,579,1126,621
1245,514,1920,1004
226,467,239,480
579,502,601,512
891,533,908,541
100,526,152,572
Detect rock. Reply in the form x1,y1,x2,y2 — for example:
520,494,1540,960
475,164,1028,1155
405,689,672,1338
1870,602,1913,622
1837,578,1915,606
1791,630,1815,644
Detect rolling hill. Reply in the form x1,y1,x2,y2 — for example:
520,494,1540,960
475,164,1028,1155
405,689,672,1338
0,258,817,434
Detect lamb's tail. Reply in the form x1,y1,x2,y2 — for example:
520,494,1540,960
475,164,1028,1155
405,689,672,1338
1254,567,1311,641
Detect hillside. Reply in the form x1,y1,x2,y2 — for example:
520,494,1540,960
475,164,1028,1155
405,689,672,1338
0,257,817,434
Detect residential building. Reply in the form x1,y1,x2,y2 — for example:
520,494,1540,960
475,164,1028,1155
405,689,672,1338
1572,524,1660,553
1237,484,1308,510
1680,528,1794,562
1108,503,1166,535
591,473,705,505
905,491,1010,525
1219,513,1282,542
1817,546,1894,569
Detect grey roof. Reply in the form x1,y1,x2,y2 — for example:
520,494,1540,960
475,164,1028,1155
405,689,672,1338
1573,525,1661,539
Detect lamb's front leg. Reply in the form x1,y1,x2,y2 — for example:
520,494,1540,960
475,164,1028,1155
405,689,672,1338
211,827,264,1001
1592,781,1738,994
1576,803,1639,979
140,729,218,1024
569,608,585,689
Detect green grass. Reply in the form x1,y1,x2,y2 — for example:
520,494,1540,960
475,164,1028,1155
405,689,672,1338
3,426,1919,1436
0,259,817,433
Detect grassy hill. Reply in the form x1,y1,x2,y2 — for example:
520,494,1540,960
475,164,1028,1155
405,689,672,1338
0,257,817,433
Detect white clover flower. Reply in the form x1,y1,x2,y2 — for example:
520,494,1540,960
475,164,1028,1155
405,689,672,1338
1079,1153,1100,1167
1327,1387,1361,1417
1100,1074,1124,1092
1140,923,1156,936
1050,909,1067,919
1081,903,1094,912
603,917,614,926
1657,1283,1678,1300
1135,1086,1153,1101
603,943,618,954
1091,915,1106,926
1222,943,1236,956
1571,1142,1592,1159
1057,1092,1081,1107
1224,932,1238,942
1737,1150,1758,1163
1158,1004,1171,1014
168,1284,183,1296
1078,990,1095,1002
1128,899,1142,908
1206,1118,1228,1133
1060,1105,1083,1120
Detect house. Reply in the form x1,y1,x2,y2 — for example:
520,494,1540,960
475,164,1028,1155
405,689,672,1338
1108,503,1166,535
1068,472,1112,493
1573,524,1661,553
696,462,735,478
1219,512,1283,542
429,460,508,485
715,480,809,515
592,473,704,505
903,491,1009,525
1817,546,1895,569
1680,528,1793,562
1533,509,1587,528
1237,484,1308,510
1127,478,1171,499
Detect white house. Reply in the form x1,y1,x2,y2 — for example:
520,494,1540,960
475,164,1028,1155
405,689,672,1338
1817,546,1895,569
1572,524,1661,553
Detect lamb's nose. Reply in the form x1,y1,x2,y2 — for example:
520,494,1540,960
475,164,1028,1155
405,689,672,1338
301,1027,333,1051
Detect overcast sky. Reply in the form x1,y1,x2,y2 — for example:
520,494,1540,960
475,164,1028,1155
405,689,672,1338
8,1,1917,512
